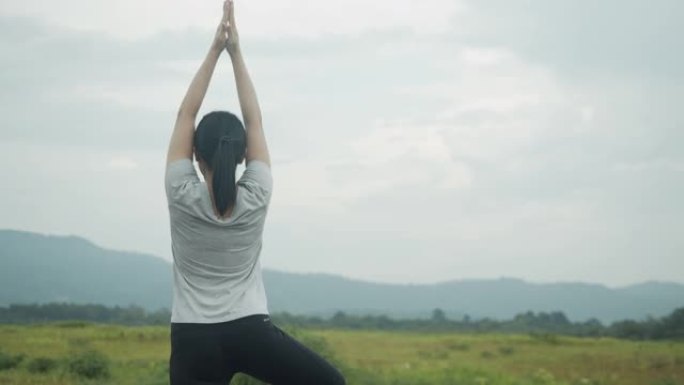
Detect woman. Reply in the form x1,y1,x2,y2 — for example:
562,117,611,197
164,1,345,384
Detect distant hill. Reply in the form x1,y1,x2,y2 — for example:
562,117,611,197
0,229,171,311
1,229,682,323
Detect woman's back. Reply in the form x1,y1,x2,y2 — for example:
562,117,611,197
164,2,344,383
165,158,273,323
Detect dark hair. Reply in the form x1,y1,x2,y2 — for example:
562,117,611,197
194,111,246,217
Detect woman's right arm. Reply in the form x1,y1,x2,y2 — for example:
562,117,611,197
225,0,270,167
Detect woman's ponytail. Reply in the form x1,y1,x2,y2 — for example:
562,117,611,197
212,136,238,217
194,111,246,218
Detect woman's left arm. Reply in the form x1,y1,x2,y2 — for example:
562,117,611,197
166,1,231,165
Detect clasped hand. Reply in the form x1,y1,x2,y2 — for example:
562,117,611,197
213,0,240,55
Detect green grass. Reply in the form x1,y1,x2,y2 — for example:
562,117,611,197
0,323,682,385
310,329,684,385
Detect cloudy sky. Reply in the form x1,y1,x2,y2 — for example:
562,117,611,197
1,0,682,287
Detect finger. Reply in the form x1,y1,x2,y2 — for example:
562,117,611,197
229,0,236,27
216,20,226,36
221,0,230,23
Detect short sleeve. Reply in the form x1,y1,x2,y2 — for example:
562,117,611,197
237,160,273,205
165,158,201,205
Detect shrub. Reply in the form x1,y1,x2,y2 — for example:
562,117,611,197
67,349,110,379
498,345,515,355
66,336,92,350
445,341,470,351
54,320,92,328
26,357,58,373
651,379,678,385
0,350,25,370
529,332,561,345
648,356,670,370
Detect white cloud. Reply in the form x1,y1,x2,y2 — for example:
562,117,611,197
612,159,684,173
580,106,595,123
390,45,576,165
1,0,465,39
51,83,185,112
107,156,139,170
1,1,683,287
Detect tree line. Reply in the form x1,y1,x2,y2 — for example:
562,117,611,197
0,302,682,340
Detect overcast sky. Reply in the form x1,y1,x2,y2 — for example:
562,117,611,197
1,0,682,287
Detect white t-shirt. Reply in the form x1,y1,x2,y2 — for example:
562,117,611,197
164,158,273,323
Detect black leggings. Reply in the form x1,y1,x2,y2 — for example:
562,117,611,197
169,314,346,385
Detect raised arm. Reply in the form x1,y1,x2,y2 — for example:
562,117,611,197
225,0,271,167
166,2,231,165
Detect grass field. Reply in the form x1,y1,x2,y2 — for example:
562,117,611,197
0,322,682,385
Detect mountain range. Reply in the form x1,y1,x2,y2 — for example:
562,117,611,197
1,229,682,323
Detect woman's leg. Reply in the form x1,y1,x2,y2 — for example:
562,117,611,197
169,322,236,385
225,316,346,385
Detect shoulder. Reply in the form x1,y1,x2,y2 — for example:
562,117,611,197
165,158,202,206
237,160,273,207
166,158,196,180
238,160,272,193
